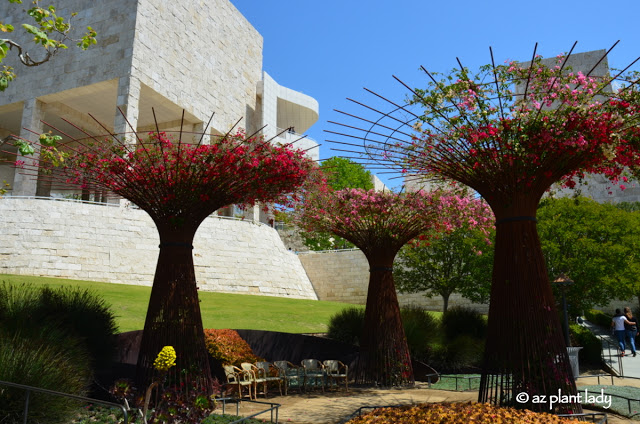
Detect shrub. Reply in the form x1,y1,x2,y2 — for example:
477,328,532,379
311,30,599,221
441,306,486,342
37,285,118,369
0,282,118,370
585,309,612,328
327,307,365,346
204,329,262,366
400,305,440,359
570,324,602,366
428,335,485,372
345,402,583,424
0,330,92,424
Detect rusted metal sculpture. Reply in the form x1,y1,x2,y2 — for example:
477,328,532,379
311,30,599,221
12,112,315,390
325,43,640,412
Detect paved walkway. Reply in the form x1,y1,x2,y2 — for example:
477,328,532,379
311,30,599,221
582,319,640,379
223,380,634,424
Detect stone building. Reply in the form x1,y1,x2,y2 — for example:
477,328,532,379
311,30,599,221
0,0,319,198
0,0,324,299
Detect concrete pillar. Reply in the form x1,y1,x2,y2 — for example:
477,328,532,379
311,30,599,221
114,76,140,207
12,98,45,196
114,75,141,145
193,122,210,145
253,204,260,223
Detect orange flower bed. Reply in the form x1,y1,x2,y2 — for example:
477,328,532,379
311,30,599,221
346,402,584,424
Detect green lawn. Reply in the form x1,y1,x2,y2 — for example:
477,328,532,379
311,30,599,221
0,274,363,334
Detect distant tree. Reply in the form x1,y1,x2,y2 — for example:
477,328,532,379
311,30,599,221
320,157,374,191
1,0,96,91
302,157,374,250
537,197,640,315
395,218,494,312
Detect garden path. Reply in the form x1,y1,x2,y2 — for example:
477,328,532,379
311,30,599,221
226,380,634,424
582,319,640,379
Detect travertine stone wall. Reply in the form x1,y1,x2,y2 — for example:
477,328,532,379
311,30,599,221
2,0,138,99
0,198,317,299
297,249,489,313
2,0,263,132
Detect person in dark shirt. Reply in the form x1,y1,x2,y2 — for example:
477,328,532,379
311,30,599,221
624,307,639,357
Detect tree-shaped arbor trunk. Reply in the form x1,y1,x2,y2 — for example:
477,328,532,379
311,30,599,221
296,187,489,385
328,46,640,412
25,122,315,390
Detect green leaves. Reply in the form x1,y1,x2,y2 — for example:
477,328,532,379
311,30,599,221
538,197,640,314
2,0,97,90
14,140,35,156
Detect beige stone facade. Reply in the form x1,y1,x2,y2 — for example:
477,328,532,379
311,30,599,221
0,198,318,299
0,0,319,197
298,249,489,312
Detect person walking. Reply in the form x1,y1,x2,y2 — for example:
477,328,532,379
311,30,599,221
612,308,636,356
624,306,639,357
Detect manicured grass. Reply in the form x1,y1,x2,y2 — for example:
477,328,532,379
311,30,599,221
0,274,362,334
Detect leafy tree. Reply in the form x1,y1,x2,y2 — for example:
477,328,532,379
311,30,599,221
302,157,374,250
320,156,373,191
1,0,96,91
395,220,494,312
537,197,640,315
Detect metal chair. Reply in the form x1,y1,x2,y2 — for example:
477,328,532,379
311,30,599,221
301,359,325,392
240,362,269,398
223,365,253,400
274,360,303,395
323,360,349,391
255,361,284,396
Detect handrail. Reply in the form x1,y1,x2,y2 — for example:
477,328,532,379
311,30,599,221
0,195,269,226
0,379,128,424
216,397,280,423
599,335,623,376
296,248,361,255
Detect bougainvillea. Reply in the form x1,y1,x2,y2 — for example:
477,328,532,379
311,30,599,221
329,49,640,412
295,185,491,386
345,402,584,424
30,125,316,392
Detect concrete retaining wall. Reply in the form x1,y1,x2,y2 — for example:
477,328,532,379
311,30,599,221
0,198,317,299
298,249,489,313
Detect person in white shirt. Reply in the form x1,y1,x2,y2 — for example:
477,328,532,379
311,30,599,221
612,308,636,356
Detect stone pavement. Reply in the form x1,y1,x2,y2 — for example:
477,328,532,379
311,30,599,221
582,319,640,379
221,380,635,424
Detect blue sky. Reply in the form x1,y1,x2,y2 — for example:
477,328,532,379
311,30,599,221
231,0,640,189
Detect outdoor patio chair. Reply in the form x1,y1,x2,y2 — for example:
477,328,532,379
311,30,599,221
323,360,349,391
241,362,269,398
255,361,284,396
301,359,326,392
274,360,304,395
223,365,253,400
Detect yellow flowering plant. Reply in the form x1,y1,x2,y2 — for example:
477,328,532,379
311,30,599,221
153,346,176,373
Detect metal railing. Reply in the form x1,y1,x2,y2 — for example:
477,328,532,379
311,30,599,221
599,335,623,376
0,379,128,424
296,248,361,255
215,397,281,423
0,195,269,226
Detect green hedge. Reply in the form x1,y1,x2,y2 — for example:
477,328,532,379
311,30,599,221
585,309,612,328
569,323,602,365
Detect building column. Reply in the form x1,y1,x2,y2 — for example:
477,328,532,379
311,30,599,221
193,122,210,145
114,76,140,208
12,98,45,196
114,76,141,144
